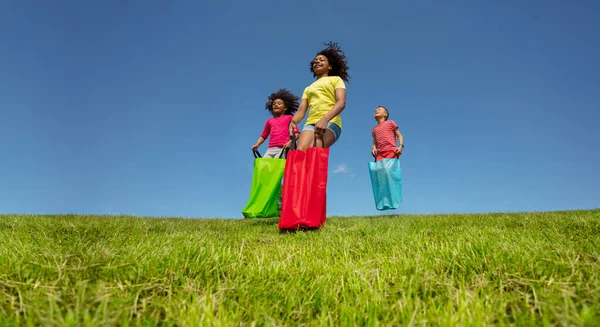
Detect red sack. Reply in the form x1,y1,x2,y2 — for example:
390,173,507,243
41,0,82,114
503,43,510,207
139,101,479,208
278,135,329,230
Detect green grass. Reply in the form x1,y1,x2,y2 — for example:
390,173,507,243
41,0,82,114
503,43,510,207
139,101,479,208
1,210,599,326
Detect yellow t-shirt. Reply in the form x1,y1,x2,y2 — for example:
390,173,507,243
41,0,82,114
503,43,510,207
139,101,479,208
302,76,346,129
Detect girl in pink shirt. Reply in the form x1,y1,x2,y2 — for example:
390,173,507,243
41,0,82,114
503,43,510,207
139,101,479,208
252,89,301,158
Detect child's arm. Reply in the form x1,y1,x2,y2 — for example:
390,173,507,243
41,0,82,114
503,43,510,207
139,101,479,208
394,128,404,155
289,98,308,135
284,130,301,149
252,136,265,151
371,136,377,157
252,120,270,150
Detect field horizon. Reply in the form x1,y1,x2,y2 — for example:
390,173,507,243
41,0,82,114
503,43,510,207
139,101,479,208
1,209,599,326
2,207,597,220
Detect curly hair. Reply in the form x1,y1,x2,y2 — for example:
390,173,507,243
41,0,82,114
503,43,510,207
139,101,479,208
265,88,300,116
310,41,350,83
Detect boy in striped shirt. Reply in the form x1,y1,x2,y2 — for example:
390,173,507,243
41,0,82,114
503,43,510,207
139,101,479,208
371,106,404,161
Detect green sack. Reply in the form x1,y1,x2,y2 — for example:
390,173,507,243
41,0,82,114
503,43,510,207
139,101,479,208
242,149,286,218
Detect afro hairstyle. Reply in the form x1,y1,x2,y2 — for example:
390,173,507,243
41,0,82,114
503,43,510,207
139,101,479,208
310,41,350,83
265,88,300,116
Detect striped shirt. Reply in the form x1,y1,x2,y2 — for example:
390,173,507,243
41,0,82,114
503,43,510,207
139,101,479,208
372,120,398,152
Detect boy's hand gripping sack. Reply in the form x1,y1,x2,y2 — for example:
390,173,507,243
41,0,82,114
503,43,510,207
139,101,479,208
368,158,403,210
242,149,286,218
278,134,329,230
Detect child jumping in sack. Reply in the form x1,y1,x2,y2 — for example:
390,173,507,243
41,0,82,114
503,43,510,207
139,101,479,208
252,89,301,158
288,41,350,150
371,105,404,161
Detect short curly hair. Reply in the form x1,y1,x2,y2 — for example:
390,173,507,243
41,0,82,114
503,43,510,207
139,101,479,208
265,88,300,116
310,41,350,83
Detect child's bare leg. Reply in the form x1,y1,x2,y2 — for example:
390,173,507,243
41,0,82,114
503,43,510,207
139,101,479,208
318,129,336,148
299,129,336,149
297,130,314,151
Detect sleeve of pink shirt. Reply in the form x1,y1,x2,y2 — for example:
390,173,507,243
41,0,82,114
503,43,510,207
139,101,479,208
389,120,398,130
260,119,271,139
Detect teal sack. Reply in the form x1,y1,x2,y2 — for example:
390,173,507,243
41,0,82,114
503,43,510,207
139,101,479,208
242,149,286,218
368,158,402,210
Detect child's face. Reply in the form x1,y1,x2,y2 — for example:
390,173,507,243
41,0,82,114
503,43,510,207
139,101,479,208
312,55,331,76
272,99,286,115
374,107,388,120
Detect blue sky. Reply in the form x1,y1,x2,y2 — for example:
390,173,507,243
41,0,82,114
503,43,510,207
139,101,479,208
1,0,598,218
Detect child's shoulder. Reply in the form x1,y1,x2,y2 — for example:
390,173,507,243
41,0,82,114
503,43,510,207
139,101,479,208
387,119,398,127
311,75,343,85
373,120,397,129
265,116,279,125
326,75,345,85
271,115,293,122
374,119,395,126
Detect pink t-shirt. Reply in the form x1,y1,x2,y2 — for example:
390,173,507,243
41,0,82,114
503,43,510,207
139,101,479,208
261,115,299,148
372,120,398,152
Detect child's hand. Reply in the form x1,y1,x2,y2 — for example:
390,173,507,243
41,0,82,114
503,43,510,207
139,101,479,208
251,144,259,151
288,121,297,136
395,146,403,156
314,118,328,136
371,148,377,157
283,140,292,150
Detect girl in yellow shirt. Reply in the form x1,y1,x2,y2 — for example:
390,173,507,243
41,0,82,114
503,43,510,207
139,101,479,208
289,41,350,151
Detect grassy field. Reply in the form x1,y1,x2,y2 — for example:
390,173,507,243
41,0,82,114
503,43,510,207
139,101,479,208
1,210,599,326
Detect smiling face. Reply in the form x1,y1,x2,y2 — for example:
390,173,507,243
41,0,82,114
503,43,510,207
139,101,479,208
374,106,388,121
271,98,286,116
312,54,332,77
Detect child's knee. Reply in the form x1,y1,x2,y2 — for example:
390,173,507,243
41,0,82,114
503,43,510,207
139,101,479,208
297,141,309,151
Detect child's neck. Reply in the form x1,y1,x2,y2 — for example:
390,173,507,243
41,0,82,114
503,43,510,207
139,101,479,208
376,117,386,124
316,73,329,79
273,113,284,118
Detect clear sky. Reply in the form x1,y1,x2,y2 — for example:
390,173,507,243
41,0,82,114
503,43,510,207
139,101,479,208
1,0,598,218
